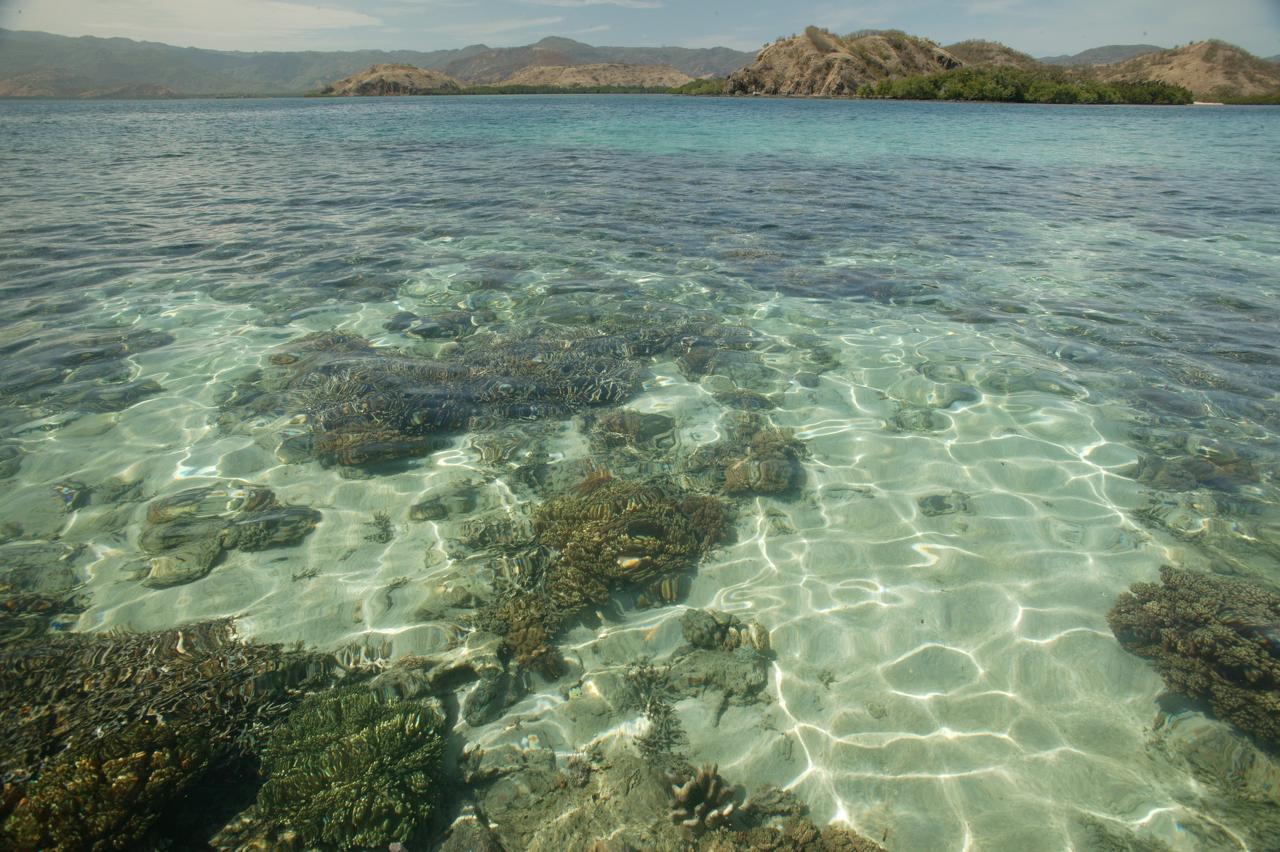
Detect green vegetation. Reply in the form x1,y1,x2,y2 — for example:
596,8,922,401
669,78,727,96
1221,91,1280,104
857,66,1192,104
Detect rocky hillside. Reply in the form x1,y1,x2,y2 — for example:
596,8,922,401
727,28,960,97
321,64,462,96
1092,40,1280,99
498,63,692,89
1040,44,1165,66
944,40,1040,70
0,70,176,98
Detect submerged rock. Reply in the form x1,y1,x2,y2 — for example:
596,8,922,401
686,411,807,497
137,482,319,587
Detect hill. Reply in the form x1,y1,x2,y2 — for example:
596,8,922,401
1091,40,1280,99
321,64,462,96
727,28,960,97
1039,44,1166,66
497,64,692,89
0,29,752,97
439,37,747,85
944,40,1040,70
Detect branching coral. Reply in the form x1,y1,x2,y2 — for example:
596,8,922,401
255,688,447,849
1108,565,1280,746
0,620,337,849
668,763,737,836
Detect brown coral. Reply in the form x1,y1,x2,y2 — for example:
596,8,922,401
668,763,737,836
1108,566,1280,746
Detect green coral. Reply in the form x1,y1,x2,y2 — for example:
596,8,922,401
1108,566,1280,746
256,688,447,849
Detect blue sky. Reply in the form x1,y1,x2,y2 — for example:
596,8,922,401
1,0,1277,56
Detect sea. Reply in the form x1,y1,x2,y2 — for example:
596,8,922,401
1,95,1278,850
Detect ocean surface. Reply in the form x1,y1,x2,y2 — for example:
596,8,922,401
2,95,1279,849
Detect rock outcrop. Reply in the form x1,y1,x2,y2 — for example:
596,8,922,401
497,63,693,89
322,63,462,96
1092,40,1280,99
727,27,960,97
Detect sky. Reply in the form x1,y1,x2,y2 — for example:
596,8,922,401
0,0,1277,57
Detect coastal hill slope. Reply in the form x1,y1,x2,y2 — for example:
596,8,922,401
1039,44,1166,66
727,28,960,97
944,40,1041,70
321,64,462,96
497,64,693,89
1092,40,1280,99
0,28,752,97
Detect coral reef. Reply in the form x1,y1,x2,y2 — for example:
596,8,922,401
681,607,771,655
253,687,448,849
0,620,339,848
700,818,888,851
1108,566,1280,746
686,412,806,497
668,763,738,836
137,482,320,587
3,718,213,852
0,541,85,644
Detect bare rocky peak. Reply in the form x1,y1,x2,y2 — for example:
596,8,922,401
321,63,463,96
498,63,693,89
727,28,961,97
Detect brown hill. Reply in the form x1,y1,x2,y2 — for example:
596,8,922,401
727,28,960,97
944,40,1040,70
1092,40,1280,99
498,63,693,89
321,64,462,96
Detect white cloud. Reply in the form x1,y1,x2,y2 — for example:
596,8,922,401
519,0,662,7
3,0,382,49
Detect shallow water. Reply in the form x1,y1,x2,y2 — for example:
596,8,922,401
1,96,1278,849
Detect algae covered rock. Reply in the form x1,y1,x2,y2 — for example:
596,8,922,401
686,411,806,497
255,688,448,849
1108,566,1280,746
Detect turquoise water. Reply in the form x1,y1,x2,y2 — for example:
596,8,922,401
2,96,1279,849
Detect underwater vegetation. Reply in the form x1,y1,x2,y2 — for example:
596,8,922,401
625,660,690,765
686,411,807,497
253,687,448,850
0,619,339,850
1108,566,1280,747
136,481,321,587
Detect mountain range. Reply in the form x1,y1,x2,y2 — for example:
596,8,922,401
0,27,1276,100
0,29,752,97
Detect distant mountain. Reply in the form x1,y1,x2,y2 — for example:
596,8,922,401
439,37,750,85
1091,40,1280,99
322,64,462,96
0,29,753,97
497,64,693,89
944,40,1040,70
727,28,959,97
1039,44,1166,66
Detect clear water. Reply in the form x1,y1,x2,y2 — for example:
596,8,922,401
2,96,1278,849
